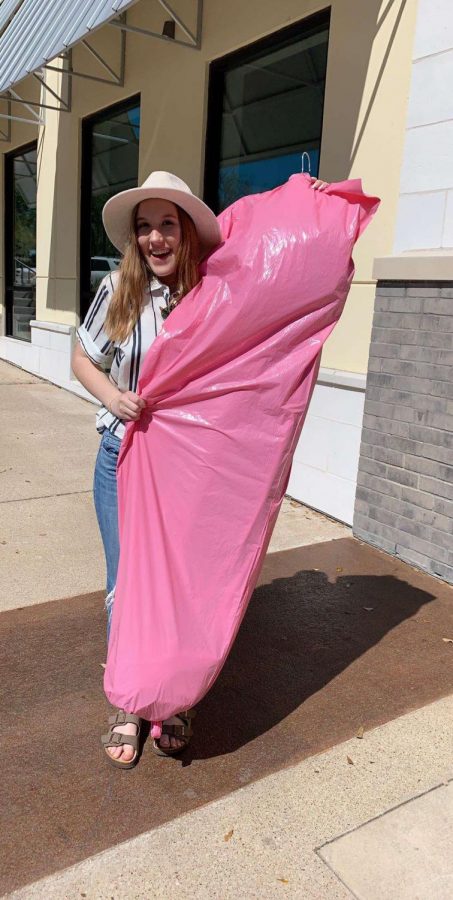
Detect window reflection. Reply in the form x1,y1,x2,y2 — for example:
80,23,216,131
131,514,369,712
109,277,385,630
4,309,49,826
82,100,140,315
206,14,330,212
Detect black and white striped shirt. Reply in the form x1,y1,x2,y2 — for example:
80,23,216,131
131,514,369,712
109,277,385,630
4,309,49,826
77,271,170,440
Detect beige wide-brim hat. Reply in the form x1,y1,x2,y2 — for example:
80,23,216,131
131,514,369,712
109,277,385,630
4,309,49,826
102,171,221,259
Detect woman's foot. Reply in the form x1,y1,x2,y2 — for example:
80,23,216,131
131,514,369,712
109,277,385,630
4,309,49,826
157,716,187,751
101,710,141,768
106,719,139,762
152,710,196,756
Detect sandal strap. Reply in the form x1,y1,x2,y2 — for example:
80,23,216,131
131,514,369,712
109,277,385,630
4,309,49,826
108,710,141,727
162,723,192,739
101,729,139,751
161,714,193,740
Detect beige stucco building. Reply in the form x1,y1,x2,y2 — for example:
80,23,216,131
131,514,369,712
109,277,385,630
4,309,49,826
0,0,438,528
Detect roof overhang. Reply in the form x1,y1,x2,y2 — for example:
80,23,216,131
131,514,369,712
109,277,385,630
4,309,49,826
0,0,202,136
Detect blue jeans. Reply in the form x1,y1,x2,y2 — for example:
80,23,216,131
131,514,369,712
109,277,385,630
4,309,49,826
93,428,122,639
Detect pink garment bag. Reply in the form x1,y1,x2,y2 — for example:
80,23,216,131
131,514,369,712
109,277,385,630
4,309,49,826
104,174,380,730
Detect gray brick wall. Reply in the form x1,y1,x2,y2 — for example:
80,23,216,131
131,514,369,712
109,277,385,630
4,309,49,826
353,281,453,584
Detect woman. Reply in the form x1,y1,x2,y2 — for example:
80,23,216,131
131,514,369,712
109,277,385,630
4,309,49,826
72,170,327,769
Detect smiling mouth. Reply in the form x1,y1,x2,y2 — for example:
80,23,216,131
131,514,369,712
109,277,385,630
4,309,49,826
151,249,172,260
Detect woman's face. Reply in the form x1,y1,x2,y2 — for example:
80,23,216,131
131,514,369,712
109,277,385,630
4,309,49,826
135,198,181,285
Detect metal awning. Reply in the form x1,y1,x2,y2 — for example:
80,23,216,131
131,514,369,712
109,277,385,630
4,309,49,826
0,0,23,33
0,0,202,132
0,0,138,92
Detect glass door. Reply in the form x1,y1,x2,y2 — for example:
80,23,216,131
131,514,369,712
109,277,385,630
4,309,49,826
4,142,37,341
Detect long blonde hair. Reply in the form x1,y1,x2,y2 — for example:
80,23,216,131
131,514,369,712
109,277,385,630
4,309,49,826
105,204,201,343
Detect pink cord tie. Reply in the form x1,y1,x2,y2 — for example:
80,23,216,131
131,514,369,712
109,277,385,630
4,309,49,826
151,721,162,739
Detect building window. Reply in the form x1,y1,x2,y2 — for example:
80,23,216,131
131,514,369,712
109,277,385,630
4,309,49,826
204,10,330,213
4,142,37,341
80,95,140,320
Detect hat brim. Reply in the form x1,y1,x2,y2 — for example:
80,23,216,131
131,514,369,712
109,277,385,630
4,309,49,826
102,186,221,259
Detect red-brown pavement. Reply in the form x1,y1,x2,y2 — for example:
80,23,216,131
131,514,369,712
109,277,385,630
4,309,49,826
2,535,453,895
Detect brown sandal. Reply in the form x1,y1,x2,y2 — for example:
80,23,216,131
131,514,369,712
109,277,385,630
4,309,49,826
101,709,141,769
152,709,196,757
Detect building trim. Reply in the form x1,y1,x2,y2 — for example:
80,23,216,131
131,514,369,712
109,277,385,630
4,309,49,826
373,252,453,282
317,367,366,392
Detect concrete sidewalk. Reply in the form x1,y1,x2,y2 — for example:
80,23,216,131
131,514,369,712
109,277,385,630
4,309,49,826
1,359,453,899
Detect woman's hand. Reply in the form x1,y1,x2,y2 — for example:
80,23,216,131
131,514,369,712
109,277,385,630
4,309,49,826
309,177,329,191
108,390,146,421
72,345,147,421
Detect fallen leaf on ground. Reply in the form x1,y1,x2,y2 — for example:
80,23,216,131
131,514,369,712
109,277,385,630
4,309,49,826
347,756,354,765
336,566,343,572
277,877,289,884
363,607,374,611
442,638,453,644
356,726,365,739
224,829,234,842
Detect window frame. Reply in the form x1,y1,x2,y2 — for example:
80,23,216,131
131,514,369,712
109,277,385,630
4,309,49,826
203,8,331,213
4,139,38,340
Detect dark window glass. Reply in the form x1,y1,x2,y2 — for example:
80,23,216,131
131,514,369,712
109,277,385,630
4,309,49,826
205,11,330,212
4,143,37,341
80,96,140,318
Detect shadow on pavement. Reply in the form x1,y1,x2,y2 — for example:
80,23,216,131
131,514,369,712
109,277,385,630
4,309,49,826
192,567,437,761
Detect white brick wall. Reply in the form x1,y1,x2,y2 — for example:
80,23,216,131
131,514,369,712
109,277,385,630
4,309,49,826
413,0,453,58
394,191,446,253
407,48,453,129
288,377,366,525
395,3,453,253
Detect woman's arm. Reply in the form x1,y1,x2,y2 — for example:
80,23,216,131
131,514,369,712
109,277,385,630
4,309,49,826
71,342,145,421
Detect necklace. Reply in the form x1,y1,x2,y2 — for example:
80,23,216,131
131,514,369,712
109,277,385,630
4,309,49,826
159,286,181,320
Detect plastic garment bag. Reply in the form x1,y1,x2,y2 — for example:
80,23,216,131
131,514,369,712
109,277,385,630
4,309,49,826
104,174,380,730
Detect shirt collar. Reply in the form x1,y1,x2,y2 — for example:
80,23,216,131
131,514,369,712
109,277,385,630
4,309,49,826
147,275,170,298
